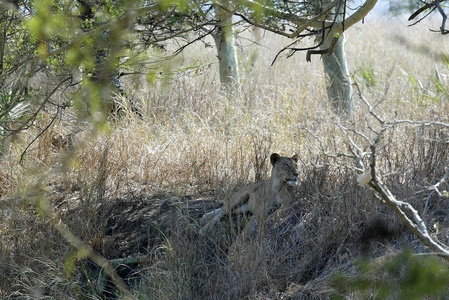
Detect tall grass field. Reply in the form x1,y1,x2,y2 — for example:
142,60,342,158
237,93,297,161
2,16,449,299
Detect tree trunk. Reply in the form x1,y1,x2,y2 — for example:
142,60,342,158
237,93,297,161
321,4,353,116
321,33,353,115
213,6,240,93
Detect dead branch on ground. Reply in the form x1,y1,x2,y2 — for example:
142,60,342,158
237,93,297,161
306,82,449,258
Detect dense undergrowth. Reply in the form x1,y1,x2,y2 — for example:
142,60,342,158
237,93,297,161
2,18,449,299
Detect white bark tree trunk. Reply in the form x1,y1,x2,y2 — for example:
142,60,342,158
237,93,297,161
213,6,240,92
320,3,353,115
321,32,353,115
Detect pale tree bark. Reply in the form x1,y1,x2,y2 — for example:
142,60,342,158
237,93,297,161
321,4,353,115
232,0,377,112
213,5,240,93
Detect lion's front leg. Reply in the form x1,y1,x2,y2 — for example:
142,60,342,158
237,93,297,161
199,190,250,235
199,206,227,235
201,207,222,223
232,202,249,214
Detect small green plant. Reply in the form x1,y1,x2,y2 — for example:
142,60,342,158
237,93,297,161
356,63,376,87
331,250,449,300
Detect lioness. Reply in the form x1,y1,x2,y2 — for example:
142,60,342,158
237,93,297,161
200,153,299,235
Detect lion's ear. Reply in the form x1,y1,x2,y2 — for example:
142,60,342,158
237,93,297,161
291,154,299,164
270,153,281,165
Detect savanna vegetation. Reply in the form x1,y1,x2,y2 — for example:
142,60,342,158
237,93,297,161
2,0,449,299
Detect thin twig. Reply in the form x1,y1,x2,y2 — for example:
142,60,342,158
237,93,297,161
430,167,449,197
435,0,449,34
10,77,72,137
19,107,61,166
354,81,385,124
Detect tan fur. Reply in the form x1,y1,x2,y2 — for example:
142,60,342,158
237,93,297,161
200,153,299,235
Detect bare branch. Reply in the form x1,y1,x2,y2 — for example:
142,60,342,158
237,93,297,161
233,12,293,38
306,36,339,62
420,167,449,213
336,122,370,170
435,0,449,34
234,0,377,42
351,87,449,258
390,119,449,129
54,219,135,299
354,82,385,124
342,0,378,30
409,1,436,21
19,107,62,166
303,127,357,161
408,0,449,34
430,167,449,197
367,167,449,258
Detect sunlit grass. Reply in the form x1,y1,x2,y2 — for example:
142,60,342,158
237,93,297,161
1,17,449,298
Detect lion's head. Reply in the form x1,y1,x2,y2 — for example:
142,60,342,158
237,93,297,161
270,153,299,186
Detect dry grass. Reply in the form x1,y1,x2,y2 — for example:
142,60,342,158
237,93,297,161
2,17,449,299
